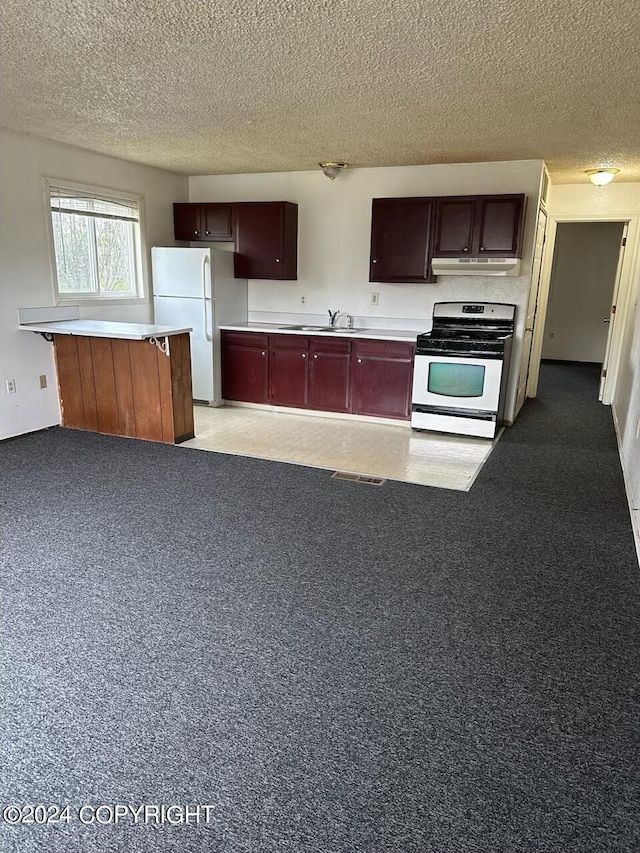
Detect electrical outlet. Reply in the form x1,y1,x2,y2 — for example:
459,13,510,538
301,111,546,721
5,379,16,394
39,374,48,389
370,291,380,306
300,294,307,305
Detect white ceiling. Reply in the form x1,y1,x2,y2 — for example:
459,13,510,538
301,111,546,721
1,0,639,183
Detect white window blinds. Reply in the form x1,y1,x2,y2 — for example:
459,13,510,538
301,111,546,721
49,186,139,222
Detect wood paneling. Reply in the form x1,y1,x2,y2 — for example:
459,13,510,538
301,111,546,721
111,339,136,437
129,339,163,442
169,333,195,441
76,337,98,431
90,337,119,435
53,334,193,444
53,336,84,429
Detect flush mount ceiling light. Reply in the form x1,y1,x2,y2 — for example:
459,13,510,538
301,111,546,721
319,161,348,180
585,168,620,186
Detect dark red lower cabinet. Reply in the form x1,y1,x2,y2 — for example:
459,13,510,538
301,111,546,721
221,332,269,403
268,335,308,407
308,338,351,413
351,340,415,420
222,331,415,420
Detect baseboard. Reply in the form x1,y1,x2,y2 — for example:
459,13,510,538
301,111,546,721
222,401,411,427
0,425,58,444
612,404,640,567
540,358,602,367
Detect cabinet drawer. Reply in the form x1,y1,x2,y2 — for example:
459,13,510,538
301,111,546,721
353,339,415,360
309,337,352,354
269,333,309,350
221,331,269,349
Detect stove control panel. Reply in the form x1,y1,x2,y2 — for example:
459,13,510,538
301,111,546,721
462,305,485,313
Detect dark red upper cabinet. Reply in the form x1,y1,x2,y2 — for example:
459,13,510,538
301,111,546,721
370,198,435,282
173,203,203,241
173,203,234,242
433,197,476,256
234,202,298,280
202,203,234,240
475,195,525,255
434,194,525,257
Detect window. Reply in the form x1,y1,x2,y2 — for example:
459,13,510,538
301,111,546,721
428,362,486,397
47,180,145,302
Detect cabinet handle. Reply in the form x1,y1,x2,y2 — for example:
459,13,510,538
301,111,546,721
261,351,266,356
194,230,199,235
301,353,306,358
463,247,469,252
479,246,485,251
205,230,211,235
357,358,362,364
372,259,377,264
275,258,281,263
313,354,318,359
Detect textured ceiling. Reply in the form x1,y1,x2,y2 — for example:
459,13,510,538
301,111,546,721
1,0,639,183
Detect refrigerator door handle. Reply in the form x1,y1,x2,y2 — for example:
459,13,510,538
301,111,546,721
202,254,212,341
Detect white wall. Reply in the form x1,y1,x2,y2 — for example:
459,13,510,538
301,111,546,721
549,183,640,547
543,222,624,362
190,160,543,421
0,127,187,440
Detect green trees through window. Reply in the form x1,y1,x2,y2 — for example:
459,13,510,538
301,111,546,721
48,184,143,300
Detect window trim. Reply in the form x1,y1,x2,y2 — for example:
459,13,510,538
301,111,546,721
43,177,149,307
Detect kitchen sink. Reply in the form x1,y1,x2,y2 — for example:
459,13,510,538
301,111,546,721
279,324,326,331
279,324,368,333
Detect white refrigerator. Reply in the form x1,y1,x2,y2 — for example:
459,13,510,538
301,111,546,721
151,247,248,405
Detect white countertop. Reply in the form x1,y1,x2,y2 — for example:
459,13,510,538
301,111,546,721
219,322,419,342
19,319,192,340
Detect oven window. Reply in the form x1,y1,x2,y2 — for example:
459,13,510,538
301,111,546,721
428,362,486,397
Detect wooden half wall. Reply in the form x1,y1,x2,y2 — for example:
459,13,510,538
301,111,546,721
53,333,194,444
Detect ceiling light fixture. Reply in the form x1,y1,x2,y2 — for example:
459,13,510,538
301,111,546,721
319,161,348,180
585,168,620,186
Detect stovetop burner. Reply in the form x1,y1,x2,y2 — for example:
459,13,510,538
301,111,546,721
417,301,517,353
426,329,511,342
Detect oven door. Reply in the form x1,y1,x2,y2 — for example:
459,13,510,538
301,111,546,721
412,352,503,411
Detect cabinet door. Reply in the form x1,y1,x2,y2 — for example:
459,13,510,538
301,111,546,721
308,338,351,412
202,204,234,241
370,198,434,282
221,332,269,403
174,203,202,241
475,195,525,256
351,340,415,420
269,335,308,407
433,198,476,256
234,202,298,280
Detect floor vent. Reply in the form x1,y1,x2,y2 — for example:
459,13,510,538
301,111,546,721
331,471,385,486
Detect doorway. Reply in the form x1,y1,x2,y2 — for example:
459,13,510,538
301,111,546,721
525,215,632,405
542,222,625,367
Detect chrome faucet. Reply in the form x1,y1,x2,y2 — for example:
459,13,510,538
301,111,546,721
328,309,339,327
345,314,354,329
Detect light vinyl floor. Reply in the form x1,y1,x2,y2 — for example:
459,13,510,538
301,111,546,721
182,405,499,491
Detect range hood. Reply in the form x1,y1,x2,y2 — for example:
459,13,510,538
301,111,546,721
431,257,521,277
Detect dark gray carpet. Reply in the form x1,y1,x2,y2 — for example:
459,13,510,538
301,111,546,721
1,363,638,852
